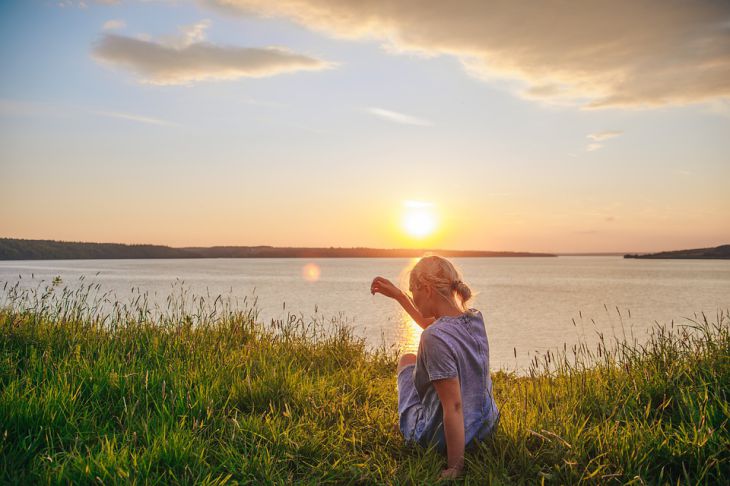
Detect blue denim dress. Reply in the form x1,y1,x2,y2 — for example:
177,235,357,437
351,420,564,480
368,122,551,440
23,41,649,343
397,309,499,452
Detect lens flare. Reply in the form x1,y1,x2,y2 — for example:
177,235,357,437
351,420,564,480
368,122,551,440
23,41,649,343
302,263,321,282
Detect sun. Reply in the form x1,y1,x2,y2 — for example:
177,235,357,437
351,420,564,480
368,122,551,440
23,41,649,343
402,201,437,238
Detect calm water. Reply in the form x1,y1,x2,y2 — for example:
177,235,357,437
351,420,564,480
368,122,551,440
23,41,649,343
1,257,729,371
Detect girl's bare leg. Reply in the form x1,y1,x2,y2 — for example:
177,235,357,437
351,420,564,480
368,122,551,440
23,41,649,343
397,353,417,375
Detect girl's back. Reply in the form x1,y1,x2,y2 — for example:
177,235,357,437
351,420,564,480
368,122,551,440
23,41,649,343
411,309,499,450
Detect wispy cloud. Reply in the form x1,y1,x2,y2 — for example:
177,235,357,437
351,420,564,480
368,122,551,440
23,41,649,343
159,19,210,49
587,130,623,142
92,110,178,127
91,20,333,85
204,1,730,109
59,0,120,7
587,143,604,152
57,1,87,8
102,19,126,31
0,99,177,127
586,130,623,151
365,107,432,126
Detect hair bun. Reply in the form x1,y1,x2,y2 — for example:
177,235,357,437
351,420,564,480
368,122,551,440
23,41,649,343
453,280,472,303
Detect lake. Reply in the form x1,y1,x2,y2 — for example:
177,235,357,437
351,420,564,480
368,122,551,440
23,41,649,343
1,257,728,371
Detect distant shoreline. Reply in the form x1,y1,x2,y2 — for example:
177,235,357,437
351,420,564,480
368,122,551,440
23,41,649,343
624,244,730,260
0,237,556,260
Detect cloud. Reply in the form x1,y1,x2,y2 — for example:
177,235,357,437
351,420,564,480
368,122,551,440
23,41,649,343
92,110,178,126
59,0,120,7
365,107,432,126
587,130,623,142
57,1,87,8
0,99,177,127
705,99,730,118
159,19,210,49
202,0,730,108
91,20,332,85
102,19,126,30
586,143,604,152
586,130,622,151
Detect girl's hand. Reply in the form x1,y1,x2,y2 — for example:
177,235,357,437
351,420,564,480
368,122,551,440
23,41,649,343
371,276,434,329
370,276,403,300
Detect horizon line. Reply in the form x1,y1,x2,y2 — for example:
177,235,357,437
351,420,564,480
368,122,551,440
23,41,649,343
2,235,708,256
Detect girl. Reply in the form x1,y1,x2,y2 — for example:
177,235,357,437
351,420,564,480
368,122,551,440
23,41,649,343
370,255,499,480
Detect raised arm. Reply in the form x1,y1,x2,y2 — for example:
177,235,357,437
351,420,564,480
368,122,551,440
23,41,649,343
432,377,465,479
370,276,435,329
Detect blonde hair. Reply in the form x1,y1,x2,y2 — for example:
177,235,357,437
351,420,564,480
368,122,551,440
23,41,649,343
409,255,473,309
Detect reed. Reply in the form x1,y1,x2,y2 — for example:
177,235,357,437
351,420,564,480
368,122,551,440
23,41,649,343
1,279,728,484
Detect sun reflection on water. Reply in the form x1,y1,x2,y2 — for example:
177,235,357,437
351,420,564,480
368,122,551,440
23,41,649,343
400,314,423,353
396,257,423,353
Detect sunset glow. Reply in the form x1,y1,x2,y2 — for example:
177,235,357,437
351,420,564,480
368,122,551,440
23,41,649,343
0,1,727,253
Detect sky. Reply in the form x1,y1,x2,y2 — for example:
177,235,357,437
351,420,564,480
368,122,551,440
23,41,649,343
0,0,728,253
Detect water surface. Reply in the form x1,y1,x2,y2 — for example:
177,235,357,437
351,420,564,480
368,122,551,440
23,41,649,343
1,257,728,371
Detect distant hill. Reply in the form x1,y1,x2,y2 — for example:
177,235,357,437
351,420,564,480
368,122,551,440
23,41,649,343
183,246,555,258
624,244,730,259
556,252,626,256
0,238,200,260
0,238,555,260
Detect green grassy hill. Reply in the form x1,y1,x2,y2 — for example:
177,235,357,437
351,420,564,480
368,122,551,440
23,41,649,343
1,282,727,484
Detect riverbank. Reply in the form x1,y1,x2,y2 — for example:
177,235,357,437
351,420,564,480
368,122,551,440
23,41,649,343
0,237,555,260
624,244,730,259
1,285,727,483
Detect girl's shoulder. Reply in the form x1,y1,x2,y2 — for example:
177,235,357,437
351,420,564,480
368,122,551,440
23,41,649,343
466,308,482,318
429,308,483,331
421,309,486,348
459,308,484,322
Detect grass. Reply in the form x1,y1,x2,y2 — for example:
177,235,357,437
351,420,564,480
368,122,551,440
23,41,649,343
0,279,728,484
